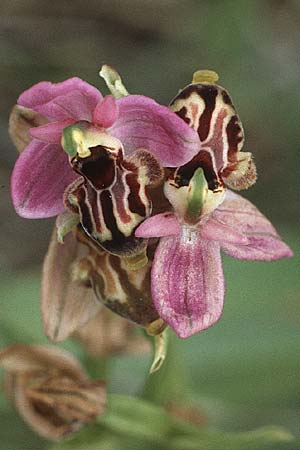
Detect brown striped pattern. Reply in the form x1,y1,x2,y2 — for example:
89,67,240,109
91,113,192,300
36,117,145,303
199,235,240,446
66,147,163,256
170,83,245,181
85,245,159,327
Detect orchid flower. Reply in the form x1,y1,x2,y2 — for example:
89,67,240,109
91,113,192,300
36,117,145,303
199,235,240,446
10,68,293,343
135,70,293,339
11,74,200,257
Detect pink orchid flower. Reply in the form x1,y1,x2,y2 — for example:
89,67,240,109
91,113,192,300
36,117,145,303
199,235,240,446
136,184,293,338
135,71,293,339
11,77,200,220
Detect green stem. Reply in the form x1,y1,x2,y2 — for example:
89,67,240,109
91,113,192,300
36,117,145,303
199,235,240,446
141,330,191,405
82,353,108,379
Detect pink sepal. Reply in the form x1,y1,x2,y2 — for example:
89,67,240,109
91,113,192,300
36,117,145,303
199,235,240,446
110,95,200,167
11,140,78,218
216,191,293,260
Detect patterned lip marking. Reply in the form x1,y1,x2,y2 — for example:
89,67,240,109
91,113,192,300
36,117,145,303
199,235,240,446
196,86,218,141
174,150,220,191
79,241,159,327
169,81,256,190
226,115,244,161
170,83,244,170
72,145,118,190
66,147,163,256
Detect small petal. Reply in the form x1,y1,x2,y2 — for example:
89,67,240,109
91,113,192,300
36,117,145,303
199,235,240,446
93,95,119,128
9,105,48,153
11,140,78,218
215,191,293,260
18,77,102,113
110,95,200,166
30,118,74,144
151,229,225,338
42,229,101,342
135,213,180,238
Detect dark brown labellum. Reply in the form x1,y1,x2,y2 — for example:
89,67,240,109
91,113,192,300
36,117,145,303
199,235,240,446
170,82,256,190
66,147,163,257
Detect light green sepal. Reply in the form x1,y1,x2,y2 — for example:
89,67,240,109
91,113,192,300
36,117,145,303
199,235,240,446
149,329,168,374
99,65,129,98
185,167,208,223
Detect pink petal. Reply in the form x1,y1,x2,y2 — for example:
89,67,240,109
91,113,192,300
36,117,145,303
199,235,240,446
11,140,79,218
30,118,74,144
18,77,102,111
93,95,119,128
151,230,225,338
135,213,180,238
110,95,200,167
215,191,293,260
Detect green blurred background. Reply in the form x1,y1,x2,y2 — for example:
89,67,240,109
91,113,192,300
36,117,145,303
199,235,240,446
0,1,300,449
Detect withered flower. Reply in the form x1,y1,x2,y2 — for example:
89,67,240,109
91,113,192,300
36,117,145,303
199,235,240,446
0,344,106,441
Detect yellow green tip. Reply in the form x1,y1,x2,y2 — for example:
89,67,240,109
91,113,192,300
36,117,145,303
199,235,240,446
192,69,219,84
